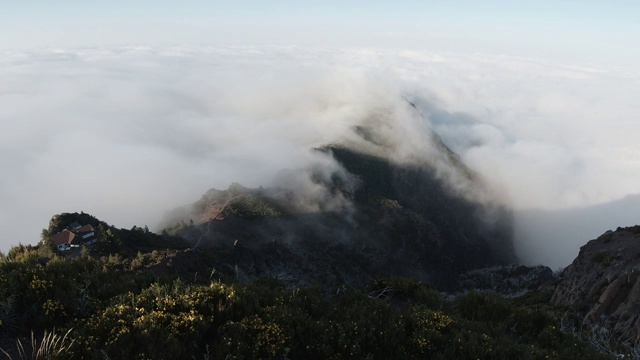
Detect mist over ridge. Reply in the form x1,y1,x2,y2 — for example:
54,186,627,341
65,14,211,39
1,46,640,269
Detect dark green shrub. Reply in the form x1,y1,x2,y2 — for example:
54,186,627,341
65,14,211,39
215,315,289,359
592,251,614,265
456,291,512,323
368,277,442,308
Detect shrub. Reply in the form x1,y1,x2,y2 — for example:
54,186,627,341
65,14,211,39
215,315,288,359
367,277,442,308
592,251,614,266
456,291,512,323
75,280,235,359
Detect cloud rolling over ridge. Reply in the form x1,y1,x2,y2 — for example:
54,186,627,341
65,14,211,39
1,46,639,269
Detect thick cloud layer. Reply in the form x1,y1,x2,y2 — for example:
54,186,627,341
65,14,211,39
1,46,639,268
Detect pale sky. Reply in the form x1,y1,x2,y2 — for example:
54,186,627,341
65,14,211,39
2,1,640,65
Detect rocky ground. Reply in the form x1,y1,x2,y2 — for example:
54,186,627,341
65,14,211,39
552,225,640,347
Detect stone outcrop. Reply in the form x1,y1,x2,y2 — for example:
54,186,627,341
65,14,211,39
457,265,554,296
551,225,640,346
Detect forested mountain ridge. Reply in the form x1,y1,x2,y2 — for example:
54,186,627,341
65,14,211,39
0,129,637,358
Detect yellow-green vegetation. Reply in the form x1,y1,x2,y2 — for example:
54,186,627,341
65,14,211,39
0,238,617,360
72,280,234,359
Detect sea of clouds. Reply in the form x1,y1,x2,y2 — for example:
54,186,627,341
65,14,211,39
1,45,639,268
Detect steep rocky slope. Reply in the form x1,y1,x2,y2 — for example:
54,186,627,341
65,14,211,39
552,225,640,346
163,144,516,290
457,264,554,296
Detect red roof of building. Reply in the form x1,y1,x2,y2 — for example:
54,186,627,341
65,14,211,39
51,229,76,246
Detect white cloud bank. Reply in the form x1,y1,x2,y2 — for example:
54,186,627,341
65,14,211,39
1,46,639,269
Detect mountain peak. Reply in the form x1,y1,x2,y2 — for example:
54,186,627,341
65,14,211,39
163,145,516,290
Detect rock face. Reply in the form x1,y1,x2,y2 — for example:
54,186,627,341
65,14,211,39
457,265,554,297
551,225,640,346
164,145,516,291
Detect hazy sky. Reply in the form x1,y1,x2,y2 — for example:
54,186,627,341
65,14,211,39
2,1,640,65
1,1,639,268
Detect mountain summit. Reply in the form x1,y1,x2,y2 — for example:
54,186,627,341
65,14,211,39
163,128,516,290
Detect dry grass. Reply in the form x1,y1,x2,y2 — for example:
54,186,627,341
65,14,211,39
0,328,74,360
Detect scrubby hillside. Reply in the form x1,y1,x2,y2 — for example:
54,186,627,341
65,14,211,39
0,213,612,359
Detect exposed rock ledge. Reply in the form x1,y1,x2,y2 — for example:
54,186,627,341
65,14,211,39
551,225,640,346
